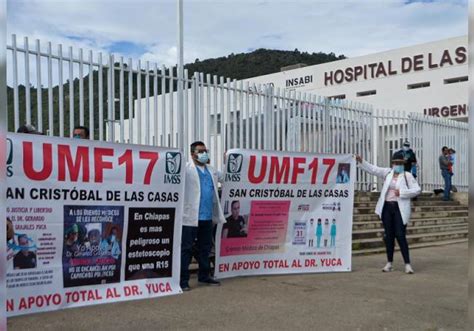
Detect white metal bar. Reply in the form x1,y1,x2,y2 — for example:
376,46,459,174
58,44,64,137
137,60,142,145
145,61,150,145
119,57,125,143
36,39,43,132
232,79,237,148
239,80,244,148
88,50,94,139
206,73,211,150
12,34,19,130
68,46,74,137
98,53,104,141
212,75,218,165
153,63,159,146
47,42,53,136
183,69,189,153
161,65,166,146
275,88,281,151
218,76,225,160
24,37,31,125
107,54,113,142
244,82,250,149
79,48,84,126
226,78,231,150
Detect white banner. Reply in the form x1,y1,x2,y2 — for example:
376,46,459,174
6,134,184,316
215,149,355,279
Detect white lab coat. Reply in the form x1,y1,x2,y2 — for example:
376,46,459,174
358,160,421,225
182,161,226,227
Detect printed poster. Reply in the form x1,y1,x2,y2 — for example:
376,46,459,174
215,149,355,278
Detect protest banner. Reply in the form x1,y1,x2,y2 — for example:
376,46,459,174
215,149,355,278
5,134,184,316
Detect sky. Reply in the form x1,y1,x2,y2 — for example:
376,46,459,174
6,0,468,68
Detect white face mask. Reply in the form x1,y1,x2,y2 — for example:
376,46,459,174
402,146,409,152
197,152,209,164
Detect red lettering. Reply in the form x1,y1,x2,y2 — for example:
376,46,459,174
269,156,290,184
6,299,14,312
291,157,306,184
322,158,336,184
118,149,133,184
23,142,53,180
139,151,159,185
94,148,114,183
309,157,319,184
248,155,267,184
58,145,90,182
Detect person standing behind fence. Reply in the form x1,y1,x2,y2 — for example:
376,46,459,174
448,148,457,193
399,141,417,178
356,152,421,274
180,141,225,291
439,146,453,201
73,126,90,139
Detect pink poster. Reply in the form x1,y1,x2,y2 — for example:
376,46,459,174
220,201,290,256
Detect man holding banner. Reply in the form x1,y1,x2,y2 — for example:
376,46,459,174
180,141,226,291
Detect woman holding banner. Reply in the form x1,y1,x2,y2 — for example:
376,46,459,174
356,153,421,274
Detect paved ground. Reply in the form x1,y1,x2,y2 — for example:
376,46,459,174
8,243,467,331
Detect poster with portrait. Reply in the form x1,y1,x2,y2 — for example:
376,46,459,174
215,149,355,279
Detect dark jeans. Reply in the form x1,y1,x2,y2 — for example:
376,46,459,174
381,202,410,264
442,169,452,200
180,221,213,286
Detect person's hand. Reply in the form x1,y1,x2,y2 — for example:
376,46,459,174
355,155,362,164
394,189,400,197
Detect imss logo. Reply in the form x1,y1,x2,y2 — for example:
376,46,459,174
226,153,243,182
164,152,181,184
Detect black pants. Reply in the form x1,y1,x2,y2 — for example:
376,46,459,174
180,221,213,286
381,202,410,264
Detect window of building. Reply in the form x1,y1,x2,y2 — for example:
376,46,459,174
356,90,376,97
444,76,468,85
328,94,346,100
407,81,430,90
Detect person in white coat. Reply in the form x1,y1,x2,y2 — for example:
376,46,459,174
356,152,421,274
180,141,226,291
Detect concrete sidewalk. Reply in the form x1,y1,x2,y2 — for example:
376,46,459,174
8,243,467,330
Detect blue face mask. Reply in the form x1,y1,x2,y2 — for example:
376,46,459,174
73,135,82,139
197,152,209,164
393,165,404,174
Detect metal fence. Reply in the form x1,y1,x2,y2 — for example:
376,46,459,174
6,35,469,192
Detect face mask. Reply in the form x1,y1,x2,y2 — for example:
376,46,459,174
402,146,409,152
73,135,82,139
197,152,209,164
393,165,404,174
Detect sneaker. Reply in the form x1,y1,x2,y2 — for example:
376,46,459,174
382,263,393,272
405,264,414,274
181,284,191,292
198,278,221,286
